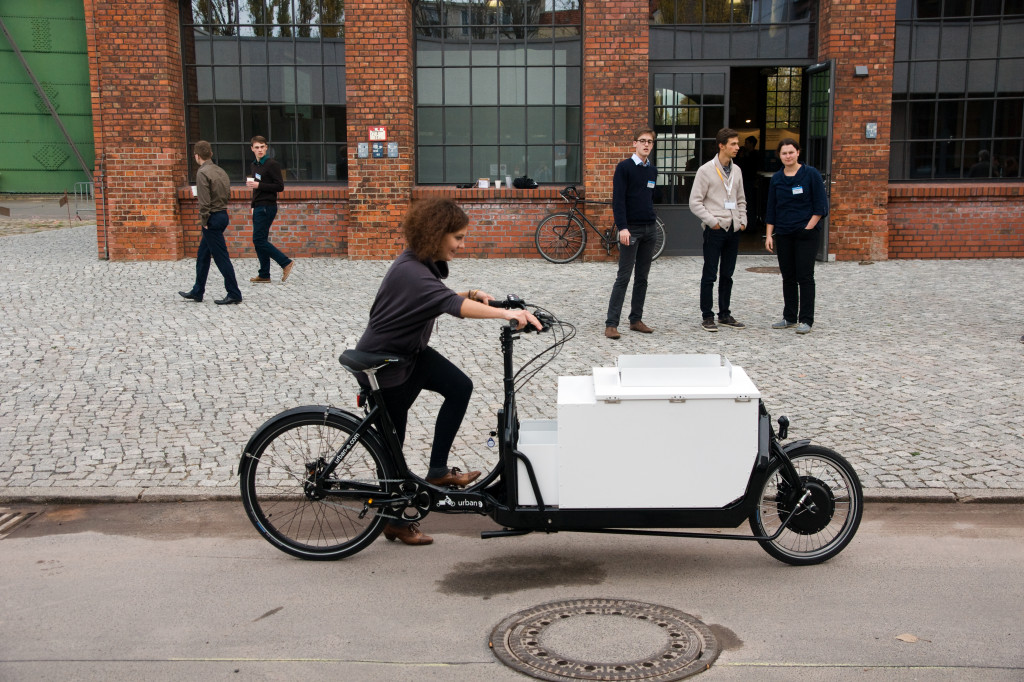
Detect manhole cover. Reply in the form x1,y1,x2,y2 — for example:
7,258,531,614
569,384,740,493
746,266,780,274
490,598,719,681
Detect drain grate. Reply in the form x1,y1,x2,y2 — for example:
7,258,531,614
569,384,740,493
0,511,37,539
490,598,719,681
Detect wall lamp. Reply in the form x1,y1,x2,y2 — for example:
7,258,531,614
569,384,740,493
854,65,869,77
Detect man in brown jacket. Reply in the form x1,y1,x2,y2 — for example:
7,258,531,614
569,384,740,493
179,140,243,305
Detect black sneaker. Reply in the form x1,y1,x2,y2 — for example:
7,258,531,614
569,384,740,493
701,318,718,332
718,314,746,329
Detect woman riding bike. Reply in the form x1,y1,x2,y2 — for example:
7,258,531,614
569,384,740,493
354,198,540,546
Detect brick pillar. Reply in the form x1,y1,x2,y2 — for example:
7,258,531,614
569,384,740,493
345,0,415,260
83,0,187,260
582,0,649,256
818,0,896,261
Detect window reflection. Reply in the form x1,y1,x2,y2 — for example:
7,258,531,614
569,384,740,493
182,0,347,182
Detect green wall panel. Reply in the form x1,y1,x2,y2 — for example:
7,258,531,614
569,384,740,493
0,0,94,194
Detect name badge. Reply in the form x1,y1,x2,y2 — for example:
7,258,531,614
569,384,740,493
255,173,262,181
724,201,736,210
647,180,656,189
792,186,803,195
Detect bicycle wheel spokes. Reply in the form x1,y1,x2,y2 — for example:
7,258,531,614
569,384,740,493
241,413,394,559
750,446,863,565
535,213,586,263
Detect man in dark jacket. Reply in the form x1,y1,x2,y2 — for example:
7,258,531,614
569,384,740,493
179,140,242,305
604,127,658,339
246,136,295,283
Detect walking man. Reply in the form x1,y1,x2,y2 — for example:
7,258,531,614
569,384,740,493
179,140,243,305
604,127,659,339
689,128,747,332
247,136,294,283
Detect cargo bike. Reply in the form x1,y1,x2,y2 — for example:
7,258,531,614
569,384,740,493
239,297,863,565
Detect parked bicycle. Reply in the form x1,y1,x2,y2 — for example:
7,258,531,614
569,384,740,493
534,185,667,263
239,296,863,565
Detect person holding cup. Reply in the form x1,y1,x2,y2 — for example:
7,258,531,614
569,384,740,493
247,136,295,284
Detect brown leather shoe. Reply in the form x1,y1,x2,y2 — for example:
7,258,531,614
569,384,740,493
426,467,481,487
282,261,295,282
604,326,620,339
250,276,271,283
382,522,433,545
629,321,654,333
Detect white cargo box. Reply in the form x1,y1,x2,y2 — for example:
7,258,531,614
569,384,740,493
548,355,761,510
516,419,560,506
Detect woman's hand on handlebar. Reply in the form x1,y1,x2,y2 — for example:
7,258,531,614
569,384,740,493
507,308,543,332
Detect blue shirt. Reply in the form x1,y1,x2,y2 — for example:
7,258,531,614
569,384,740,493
765,164,828,236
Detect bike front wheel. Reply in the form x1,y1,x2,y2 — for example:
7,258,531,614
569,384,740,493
535,213,587,263
239,409,397,560
748,444,863,566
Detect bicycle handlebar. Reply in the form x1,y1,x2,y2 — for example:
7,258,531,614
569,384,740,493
488,295,552,333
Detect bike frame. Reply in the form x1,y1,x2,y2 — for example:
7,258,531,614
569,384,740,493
558,189,619,252
311,324,811,541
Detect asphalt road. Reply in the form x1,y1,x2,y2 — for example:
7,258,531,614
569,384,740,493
1,501,1022,681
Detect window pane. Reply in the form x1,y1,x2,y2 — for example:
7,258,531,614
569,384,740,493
995,100,1024,137
296,105,322,142
473,106,499,144
418,68,443,105
419,146,444,183
500,107,525,144
445,107,471,145
446,146,472,183
527,68,553,105
295,145,324,181
499,67,526,104
243,106,270,141
445,67,470,104
215,105,241,141
269,106,296,141
472,145,499,179
241,66,268,101
324,106,346,142
527,107,553,144
472,68,498,105
527,146,553,181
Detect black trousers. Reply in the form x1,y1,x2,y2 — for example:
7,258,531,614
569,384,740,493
605,223,656,327
379,347,473,480
775,228,818,326
700,227,740,320
191,211,241,300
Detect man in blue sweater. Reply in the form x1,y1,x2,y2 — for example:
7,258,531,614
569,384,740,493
604,127,659,339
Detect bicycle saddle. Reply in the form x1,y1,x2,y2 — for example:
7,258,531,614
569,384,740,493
338,349,407,374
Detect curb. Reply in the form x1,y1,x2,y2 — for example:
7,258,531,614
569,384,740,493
2,487,1023,505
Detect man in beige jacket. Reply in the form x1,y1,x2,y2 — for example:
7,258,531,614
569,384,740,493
688,128,747,332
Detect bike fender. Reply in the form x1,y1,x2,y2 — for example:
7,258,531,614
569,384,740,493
781,439,812,454
238,405,373,475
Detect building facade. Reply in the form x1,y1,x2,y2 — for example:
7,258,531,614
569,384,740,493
77,0,1022,261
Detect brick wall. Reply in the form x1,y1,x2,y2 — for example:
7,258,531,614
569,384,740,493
84,0,188,260
177,188,349,260
344,0,415,261
888,184,1024,258
581,0,649,262
819,0,896,261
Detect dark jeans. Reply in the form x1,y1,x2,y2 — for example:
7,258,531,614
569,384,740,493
252,204,291,278
775,228,817,326
191,211,241,300
605,223,656,327
700,227,741,320
379,347,473,481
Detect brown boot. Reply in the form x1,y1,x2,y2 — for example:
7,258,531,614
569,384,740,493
604,326,620,339
383,522,433,545
426,467,481,487
629,321,654,333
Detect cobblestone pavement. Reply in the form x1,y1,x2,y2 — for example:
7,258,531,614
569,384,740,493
1,222,1022,501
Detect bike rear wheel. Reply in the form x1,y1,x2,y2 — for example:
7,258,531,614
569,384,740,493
239,410,396,560
536,213,587,263
653,216,667,260
748,444,863,565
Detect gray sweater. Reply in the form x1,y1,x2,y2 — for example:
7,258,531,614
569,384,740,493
688,157,748,231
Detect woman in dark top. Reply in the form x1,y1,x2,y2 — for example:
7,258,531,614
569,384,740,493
764,138,828,334
355,198,540,545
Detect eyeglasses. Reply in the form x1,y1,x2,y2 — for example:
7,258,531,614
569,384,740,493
635,139,654,145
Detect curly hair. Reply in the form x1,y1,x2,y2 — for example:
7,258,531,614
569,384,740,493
403,198,469,260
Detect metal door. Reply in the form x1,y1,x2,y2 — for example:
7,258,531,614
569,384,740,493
803,61,834,261
650,66,729,256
